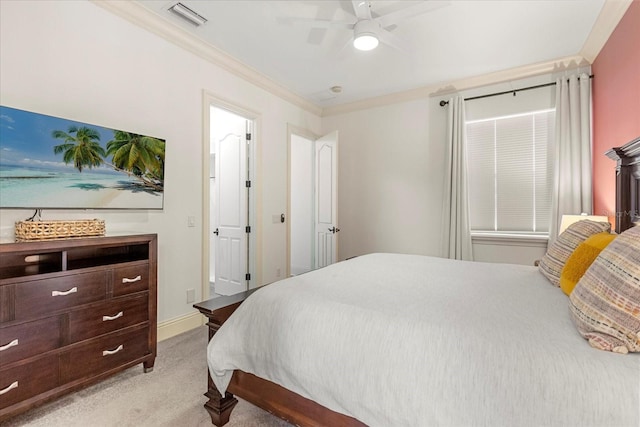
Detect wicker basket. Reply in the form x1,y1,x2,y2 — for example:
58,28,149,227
15,219,106,241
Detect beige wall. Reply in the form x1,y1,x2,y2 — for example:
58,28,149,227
0,1,321,326
323,73,580,266
322,98,445,259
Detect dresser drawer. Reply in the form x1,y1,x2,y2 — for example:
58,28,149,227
0,317,61,366
61,327,150,382
0,355,59,410
113,264,149,296
68,294,148,343
14,271,107,320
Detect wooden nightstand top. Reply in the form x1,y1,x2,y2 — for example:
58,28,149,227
193,287,262,315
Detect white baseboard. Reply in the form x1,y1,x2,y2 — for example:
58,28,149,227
157,312,205,342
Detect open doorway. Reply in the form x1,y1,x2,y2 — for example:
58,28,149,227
287,127,339,277
204,100,256,298
290,133,314,275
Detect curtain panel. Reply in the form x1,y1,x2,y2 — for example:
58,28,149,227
441,96,473,261
549,73,593,245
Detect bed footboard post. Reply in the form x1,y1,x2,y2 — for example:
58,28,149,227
203,388,238,426
195,291,257,426
203,318,238,426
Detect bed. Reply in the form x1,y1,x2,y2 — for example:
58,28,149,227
194,136,640,427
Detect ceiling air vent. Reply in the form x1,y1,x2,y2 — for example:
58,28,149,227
168,2,207,27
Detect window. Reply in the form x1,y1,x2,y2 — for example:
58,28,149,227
466,109,555,234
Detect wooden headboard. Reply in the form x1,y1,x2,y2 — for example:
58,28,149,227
606,136,640,233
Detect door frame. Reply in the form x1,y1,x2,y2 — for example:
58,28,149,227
287,125,316,278
202,91,261,300
286,125,339,277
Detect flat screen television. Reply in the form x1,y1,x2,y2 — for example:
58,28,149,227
0,105,165,210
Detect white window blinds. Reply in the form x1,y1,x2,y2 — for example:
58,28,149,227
466,109,555,234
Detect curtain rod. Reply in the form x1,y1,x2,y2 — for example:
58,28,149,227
439,75,594,107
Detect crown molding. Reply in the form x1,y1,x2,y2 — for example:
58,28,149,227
90,0,322,117
580,0,633,63
321,55,588,117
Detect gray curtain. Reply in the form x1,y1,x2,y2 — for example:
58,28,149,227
549,73,593,245
441,96,473,261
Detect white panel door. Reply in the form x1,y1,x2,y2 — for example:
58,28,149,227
214,126,248,295
315,131,338,268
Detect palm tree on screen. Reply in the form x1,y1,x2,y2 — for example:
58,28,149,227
106,131,165,191
52,126,106,172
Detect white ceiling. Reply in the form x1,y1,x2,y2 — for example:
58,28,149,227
133,0,612,109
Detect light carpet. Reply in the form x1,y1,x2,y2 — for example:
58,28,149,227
2,326,290,427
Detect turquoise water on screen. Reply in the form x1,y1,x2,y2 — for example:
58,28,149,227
0,165,162,209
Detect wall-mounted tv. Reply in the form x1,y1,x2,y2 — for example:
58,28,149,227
0,105,165,210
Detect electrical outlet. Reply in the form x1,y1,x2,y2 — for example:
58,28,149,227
186,288,195,303
276,268,281,278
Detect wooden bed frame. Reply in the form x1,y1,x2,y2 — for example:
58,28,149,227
194,136,640,427
606,136,640,233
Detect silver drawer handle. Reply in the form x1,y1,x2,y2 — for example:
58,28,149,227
102,344,124,356
102,311,124,321
52,287,78,297
122,275,141,284
0,339,19,352
0,381,18,396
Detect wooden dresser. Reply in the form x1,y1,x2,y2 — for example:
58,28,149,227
0,234,157,421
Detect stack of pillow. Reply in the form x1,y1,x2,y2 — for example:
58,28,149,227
538,220,640,354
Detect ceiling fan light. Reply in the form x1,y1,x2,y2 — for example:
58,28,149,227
354,34,379,51
353,19,380,51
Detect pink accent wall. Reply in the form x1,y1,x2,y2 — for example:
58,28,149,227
592,1,640,224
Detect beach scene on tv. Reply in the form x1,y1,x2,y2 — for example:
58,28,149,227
0,106,165,209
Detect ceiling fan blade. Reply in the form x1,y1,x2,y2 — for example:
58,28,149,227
278,16,354,31
351,0,372,20
376,0,451,28
335,36,357,61
378,28,411,54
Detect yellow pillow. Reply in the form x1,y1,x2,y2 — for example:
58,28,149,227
560,232,616,295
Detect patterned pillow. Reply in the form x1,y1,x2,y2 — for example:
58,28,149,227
539,220,611,286
569,225,640,353
559,232,617,296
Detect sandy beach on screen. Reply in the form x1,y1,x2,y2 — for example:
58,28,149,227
3,181,162,209
96,186,162,209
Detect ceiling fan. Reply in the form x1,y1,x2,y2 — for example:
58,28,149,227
286,0,450,52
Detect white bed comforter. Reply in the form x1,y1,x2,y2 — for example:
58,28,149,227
207,253,640,427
